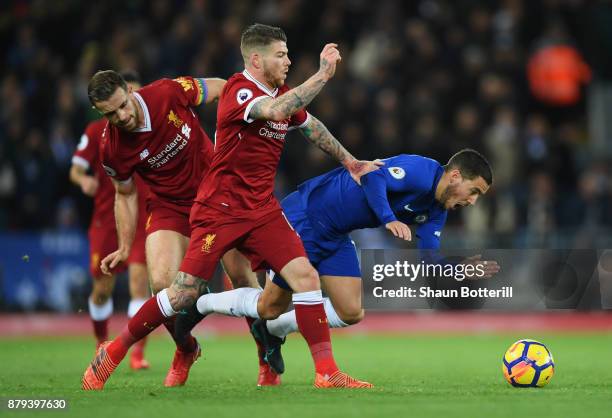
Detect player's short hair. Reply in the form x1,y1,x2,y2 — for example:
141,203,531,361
444,148,493,185
119,69,141,85
240,23,287,58
88,70,127,105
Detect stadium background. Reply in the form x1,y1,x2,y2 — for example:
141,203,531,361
0,1,611,416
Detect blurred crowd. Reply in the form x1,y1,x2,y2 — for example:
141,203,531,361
1,0,612,247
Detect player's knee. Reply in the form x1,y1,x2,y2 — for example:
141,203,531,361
258,303,284,320
149,269,172,294
91,290,112,305
290,266,320,292
257,297,287,321
149,278,165,294
229,271,257,289
339,308,364,325
91,279,113,303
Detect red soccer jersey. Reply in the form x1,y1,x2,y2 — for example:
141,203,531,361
73,119,114,220
73,119,149,225
196,70,309,214
102,77,213,206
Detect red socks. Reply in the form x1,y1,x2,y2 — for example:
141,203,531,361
105,290,198,363
92,319,108,346
293,291,338,376
106,294,167,363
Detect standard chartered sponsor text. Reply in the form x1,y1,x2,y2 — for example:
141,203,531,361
147,133,188,169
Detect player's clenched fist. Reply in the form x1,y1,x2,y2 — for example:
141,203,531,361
319,43,341,81
386,220,412,241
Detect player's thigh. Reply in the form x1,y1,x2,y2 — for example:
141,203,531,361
241,210,312,289
321,275,363,323
128,262,149,299
221,248,259,288
257,275,292,319
179,204,249,283
145,229,190,292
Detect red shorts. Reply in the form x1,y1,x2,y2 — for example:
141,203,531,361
145,199,192,238
180,203,307,279
88,218,146,278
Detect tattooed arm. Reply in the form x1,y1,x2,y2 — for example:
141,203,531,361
299,114,384,185
249,43,341,122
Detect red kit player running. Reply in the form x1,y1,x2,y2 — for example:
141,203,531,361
82,23,380,390
70,71,150,370
81,70,258,390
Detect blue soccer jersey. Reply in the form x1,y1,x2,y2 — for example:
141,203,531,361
273,155,449,289
296,154,447,250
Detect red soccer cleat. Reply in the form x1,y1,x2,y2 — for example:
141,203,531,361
129,349,150,371
82,341,118,390
313,371,374,389
163,341,201,387
257,363,281,387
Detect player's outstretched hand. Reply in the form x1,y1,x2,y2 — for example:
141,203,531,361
80,175,99,197
347,159,385,185
463,254,501,279
386,220,412,241
100,248,129,275
319,43,341,81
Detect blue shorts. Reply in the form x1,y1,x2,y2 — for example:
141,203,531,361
272,191,361,290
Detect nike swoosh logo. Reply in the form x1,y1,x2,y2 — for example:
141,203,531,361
404,205,413,212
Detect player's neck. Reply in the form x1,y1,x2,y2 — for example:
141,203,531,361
245,67,275,90
133,95,145,129
434,172,449,203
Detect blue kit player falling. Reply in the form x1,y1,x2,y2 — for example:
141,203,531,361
194,148,500,385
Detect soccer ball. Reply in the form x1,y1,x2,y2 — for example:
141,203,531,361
502,339,555,387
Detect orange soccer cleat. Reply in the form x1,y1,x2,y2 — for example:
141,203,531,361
257,363,281,387
82,341,118,390
163,340,202,387
129,347,150,370
314,371,374,389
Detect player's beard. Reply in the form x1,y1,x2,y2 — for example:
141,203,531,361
116,115,136,132
263,63,284,89
440,182,459,210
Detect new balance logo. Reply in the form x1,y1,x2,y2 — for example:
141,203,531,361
181,124,191,139
139,149,150,160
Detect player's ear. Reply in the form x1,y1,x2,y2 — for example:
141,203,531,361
251,52,262,70
450,168,463,183
127,84,133,94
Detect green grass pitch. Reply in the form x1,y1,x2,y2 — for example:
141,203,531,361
1,333,611,418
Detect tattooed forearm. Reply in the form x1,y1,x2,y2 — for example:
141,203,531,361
300,115,354,165
249,74,327,121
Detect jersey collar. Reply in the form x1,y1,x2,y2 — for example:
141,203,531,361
242,69,278,97
132,92,152,132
